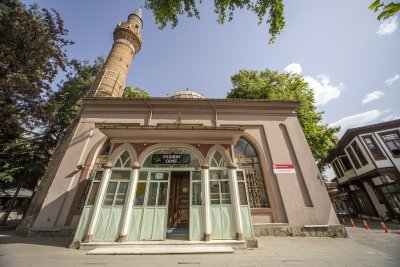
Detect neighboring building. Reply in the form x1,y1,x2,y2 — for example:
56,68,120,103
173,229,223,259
0,187,33,223
17,8,342,247
327,120,400,220
324,178,355,217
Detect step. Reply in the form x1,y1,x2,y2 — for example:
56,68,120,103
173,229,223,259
79,240,247,250
87,246,234,255
166,234,189,240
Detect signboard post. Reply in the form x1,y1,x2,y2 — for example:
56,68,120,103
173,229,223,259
272,164,296,174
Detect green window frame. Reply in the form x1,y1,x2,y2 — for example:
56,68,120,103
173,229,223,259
85,170,104,206
191,170,202,206
210,169,231,205
103,170,131,206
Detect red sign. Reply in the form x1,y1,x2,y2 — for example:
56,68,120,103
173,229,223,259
273,164,295,174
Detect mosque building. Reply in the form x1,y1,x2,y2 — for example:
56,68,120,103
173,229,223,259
17,8,344,249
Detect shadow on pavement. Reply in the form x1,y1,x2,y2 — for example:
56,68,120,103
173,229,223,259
0,230,73,248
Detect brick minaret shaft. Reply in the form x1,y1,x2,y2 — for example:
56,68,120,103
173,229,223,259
90,8,143,97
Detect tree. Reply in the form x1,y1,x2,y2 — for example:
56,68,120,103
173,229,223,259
0,0,73,152
369,1,400,20
0,137,42,225
0,58,104,225
122,86,151,98
227,69,339,171
43,58,105,147
145,0,285,44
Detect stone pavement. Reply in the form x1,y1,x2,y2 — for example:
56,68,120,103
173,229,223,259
0,225,399,267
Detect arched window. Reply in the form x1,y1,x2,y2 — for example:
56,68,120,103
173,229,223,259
103,151,132,206
114,151,131,168
94,142,110,167
209,151,231,205
210,151,227,168
82,141,110,208
234,138,269,208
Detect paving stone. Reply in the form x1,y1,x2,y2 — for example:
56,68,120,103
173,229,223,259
1,227,400,267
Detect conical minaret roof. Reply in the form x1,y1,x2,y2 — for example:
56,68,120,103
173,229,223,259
133,8,142,18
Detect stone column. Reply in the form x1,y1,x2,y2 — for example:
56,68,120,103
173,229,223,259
228,165,244,240
83,163,112,243
118,162,140,242
201,165,212,241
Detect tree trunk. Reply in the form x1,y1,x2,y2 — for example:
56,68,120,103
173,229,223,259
0,184,22,226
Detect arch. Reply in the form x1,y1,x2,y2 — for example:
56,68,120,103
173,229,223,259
138,143,206,166
234,135,271,208
83,137,109,171
108,143,138,167
64,137,109,227
206,144,233,167
238,133,268,171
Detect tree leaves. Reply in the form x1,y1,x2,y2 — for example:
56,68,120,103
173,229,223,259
0,57,105,189
0,0,72,148
369,1,400,20
227,69,339,172
145,0,285,44
122,86,151,98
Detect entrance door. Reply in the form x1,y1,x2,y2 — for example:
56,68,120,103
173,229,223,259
167,171,190,239
138,171,170,240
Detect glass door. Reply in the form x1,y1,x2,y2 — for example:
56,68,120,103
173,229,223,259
139,171,170,240
93,169,130,241
189,170,203,240
236,169,253,239
210,169,236,239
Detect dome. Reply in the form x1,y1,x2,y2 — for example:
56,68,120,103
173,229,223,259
169,90,204,99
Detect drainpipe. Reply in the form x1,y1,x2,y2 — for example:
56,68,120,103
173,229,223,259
143,99,153,126
209,100,218,127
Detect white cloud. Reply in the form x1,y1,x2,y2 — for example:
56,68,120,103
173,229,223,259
382,114,400,122
385,74,400,85
304,75,343,106
284,63,302,74
330,109,390,136
283,63,343,106
377,16,398,36
362,90,385,105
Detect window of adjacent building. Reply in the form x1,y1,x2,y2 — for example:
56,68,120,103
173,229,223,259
339,155,353,171
234,138,269,208
379,183,400,214
351,141,368,166
354,189,377,216
346,146,361,169
332,160,343,178
380,131,400,157
362,135,386,161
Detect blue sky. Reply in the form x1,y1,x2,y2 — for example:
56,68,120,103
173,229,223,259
23,1,399,135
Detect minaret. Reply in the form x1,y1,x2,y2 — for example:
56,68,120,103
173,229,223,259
89,8,143,97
